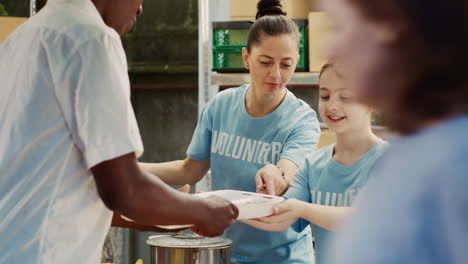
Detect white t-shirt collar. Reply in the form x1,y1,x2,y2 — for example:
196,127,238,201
46,0,105,27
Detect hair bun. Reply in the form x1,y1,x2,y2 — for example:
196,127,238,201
256,0,287,19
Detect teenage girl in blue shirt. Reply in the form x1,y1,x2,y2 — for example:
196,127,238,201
244,63,387,263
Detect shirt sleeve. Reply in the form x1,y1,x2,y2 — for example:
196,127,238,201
54,34,143,169
186,103,213,161
280,110,320,167
284,158,313,233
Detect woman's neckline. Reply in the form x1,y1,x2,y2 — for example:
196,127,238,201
241,84,289,120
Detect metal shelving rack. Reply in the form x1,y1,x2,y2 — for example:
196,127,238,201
212,72,319,86
198,0,319,112
30,0,36,16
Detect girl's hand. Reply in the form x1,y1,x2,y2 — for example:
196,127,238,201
265,199,304,221
240,199,304,232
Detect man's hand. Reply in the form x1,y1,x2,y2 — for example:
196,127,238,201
255,164,288,195
191,195,239,237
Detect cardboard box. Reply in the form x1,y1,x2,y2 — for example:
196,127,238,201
308,12,332,72
317,127,391,150
230,16,257,22
0,17,27,44
317,128,336,149
230,0,318,20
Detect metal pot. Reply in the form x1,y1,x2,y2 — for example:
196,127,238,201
147,234,232,264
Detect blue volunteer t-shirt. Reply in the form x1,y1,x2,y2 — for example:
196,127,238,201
187,84,321,263
327,116,468,264
284,140,388,264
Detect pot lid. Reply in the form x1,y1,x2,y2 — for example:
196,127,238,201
147,234,232,249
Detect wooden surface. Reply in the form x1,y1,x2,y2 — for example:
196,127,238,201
317,128,336,149
0,17,27,44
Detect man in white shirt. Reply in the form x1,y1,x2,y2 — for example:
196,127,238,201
0,0,238,263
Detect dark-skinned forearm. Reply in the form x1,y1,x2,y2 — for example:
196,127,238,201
113,169,206,226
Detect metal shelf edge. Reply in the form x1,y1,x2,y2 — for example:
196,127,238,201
211,72,320,86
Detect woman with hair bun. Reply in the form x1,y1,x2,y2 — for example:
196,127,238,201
141,0,319,262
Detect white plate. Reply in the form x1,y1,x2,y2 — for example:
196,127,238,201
120,215,193,230
153,224,194,230
196,190,284,220
121,190,284,227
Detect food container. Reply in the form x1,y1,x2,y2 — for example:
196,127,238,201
197,190,285,219
147,234,232,264
123,190,284,230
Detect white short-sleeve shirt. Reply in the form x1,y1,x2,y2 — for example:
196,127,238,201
0,0,143,263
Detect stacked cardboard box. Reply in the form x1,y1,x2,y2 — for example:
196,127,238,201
317,128,336,149
229,1,332,73
230,0,318,20
308,12,332,72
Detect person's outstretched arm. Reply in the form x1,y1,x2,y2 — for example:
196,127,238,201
139,158,209,186
93,153,237,237
243,199,354,232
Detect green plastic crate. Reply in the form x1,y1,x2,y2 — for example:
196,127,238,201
213,19,308,72
213,46,245,70
213,28,250,48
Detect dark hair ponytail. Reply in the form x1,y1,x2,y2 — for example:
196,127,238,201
247,0,301,52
